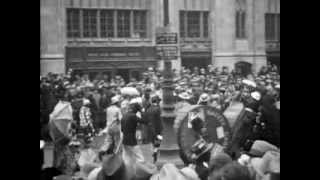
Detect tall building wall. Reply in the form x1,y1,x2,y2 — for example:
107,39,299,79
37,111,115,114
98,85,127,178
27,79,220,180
40,0,66,75
40,0,279,75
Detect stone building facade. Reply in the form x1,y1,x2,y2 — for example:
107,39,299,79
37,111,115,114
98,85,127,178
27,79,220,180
41,0,280,80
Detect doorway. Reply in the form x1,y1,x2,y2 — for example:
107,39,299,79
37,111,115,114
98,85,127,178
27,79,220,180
235,61,252,77
182,58,210,71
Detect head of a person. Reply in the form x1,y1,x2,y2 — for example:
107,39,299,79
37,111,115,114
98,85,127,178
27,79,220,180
151,95,161,105
208,162,252,180
222,66,229,73
198,93,210,105
209,153,233,175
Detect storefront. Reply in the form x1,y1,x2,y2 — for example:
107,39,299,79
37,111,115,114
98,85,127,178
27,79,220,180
181,51,211,70
65,46,157,82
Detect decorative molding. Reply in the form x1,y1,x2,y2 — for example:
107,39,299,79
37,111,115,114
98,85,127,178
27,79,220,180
41,54,64,59
215,52,266,57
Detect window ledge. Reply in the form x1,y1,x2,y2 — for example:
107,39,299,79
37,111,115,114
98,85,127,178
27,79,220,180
180,38,211,42
67,38,152,42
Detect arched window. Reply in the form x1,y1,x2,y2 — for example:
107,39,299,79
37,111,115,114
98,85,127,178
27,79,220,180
235,0,247,39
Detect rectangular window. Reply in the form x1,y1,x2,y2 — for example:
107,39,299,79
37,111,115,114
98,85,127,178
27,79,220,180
276,14,280,41
235,0,247,39
117,10,130,38
179,11,209,38
179,11,186,38
187,11,200,37
67,9,149,39
236,11,246,39
133,11,147,38
265,13,280,41
203,12,209,38
83,10,98,38
67,9,80,38
100,10,114,38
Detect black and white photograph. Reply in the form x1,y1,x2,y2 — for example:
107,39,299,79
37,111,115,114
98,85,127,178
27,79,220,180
40,0,280,179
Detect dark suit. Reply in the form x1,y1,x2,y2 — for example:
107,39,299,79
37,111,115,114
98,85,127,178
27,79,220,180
121,111,148,146
142,104,163,143
260,94,280,147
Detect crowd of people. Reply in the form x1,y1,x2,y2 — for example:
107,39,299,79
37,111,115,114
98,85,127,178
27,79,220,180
40,62,280,180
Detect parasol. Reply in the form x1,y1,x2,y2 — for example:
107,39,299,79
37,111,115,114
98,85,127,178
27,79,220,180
49,101,73,143
120,87,140,96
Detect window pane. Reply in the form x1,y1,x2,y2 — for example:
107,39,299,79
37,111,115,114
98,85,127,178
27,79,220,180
100,10,114,38
83,10,98,38
241,12,246,38
133,11,147,38
265,14,271,40
67,9,80,38
187,11,200,37
203,12,209,38
271,14,276,40
277,14,280,41
180,11,185,38
117,10,130,38
236,11,240,38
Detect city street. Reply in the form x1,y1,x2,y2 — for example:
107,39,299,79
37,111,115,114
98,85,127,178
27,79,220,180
42,142,184,171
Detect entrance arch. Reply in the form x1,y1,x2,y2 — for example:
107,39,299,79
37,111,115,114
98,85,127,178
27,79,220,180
235,61,252,77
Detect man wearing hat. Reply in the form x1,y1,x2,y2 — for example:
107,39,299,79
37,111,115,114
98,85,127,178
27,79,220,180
142,95,163,163
104,95,122,133
175,92,192,114
198,93,210,106
248,151,280,180
121,100,149,164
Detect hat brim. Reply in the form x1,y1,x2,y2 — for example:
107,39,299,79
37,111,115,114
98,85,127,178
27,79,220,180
179,95,191,100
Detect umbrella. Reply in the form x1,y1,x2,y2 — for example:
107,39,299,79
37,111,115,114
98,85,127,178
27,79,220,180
120,87,140,96
49,101,73,143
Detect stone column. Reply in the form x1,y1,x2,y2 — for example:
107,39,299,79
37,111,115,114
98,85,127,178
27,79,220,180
214,0,236,70
40,0,66,75
252,0,267,73
167,0,181,71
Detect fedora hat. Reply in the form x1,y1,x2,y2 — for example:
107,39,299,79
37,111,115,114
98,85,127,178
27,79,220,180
242,79,257,88
251,151,280,176
111,95,121,105
83,98,91,105
249,140,279,157
198,93,210,103
209,152,232,172
178,92,191,100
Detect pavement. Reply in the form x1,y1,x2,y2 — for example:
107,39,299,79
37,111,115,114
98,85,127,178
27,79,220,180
43,142,184,170
139,143,184,169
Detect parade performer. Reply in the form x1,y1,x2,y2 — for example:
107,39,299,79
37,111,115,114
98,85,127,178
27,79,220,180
49,86,77,175
78,98,95,144
228,79,263,159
